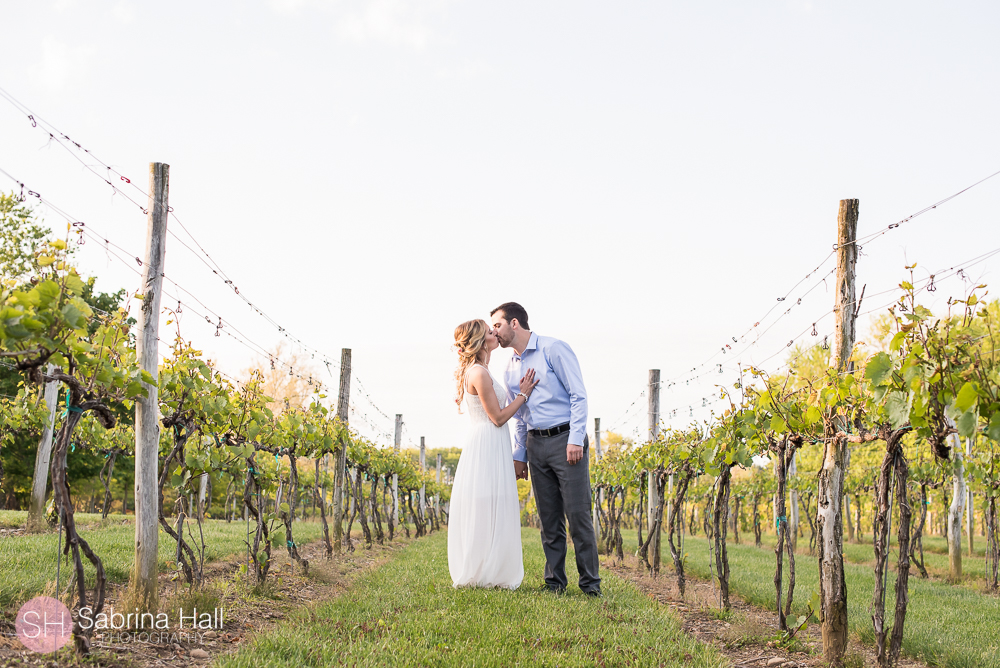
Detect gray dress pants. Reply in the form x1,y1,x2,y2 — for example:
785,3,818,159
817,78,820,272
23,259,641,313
526,431,601,593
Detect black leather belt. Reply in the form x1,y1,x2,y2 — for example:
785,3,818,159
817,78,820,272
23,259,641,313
529,422,570,437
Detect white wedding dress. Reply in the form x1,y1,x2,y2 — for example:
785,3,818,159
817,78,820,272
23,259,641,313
447,364,524,589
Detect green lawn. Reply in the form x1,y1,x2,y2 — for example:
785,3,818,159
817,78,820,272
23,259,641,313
848,537,987,584
217,528,727,668
636,533,1000,668
736,530,989,585
0,512,327,609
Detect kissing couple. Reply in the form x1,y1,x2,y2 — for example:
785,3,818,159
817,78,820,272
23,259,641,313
446,302,601,596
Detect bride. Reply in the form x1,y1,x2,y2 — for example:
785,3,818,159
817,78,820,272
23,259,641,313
448,319,538,589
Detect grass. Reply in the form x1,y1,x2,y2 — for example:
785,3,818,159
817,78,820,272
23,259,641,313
632,533,1000,668
217,528,728,668
0,512,327,609
733,530,989,586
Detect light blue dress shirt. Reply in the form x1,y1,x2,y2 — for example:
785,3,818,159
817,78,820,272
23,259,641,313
503,332,589,463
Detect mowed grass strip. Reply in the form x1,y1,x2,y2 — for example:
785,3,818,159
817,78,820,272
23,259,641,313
632,534,999,668
743,528,988,584
217,528,727,668
0,511,327,609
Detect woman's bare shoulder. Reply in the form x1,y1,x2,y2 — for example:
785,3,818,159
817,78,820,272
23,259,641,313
466,365,491,395
466,365,491,382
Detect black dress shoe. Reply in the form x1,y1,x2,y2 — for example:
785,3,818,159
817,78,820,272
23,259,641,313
584,589,602,598
538,583,566,594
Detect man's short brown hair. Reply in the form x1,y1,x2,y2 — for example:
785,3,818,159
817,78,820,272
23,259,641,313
490,302,530,331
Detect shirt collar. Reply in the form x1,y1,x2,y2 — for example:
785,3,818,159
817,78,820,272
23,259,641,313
514,332,538,360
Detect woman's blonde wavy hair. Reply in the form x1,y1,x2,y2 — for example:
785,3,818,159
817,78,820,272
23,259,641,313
454,319,489,408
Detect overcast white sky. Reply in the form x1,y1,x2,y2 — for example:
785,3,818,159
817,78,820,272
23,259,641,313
2,1,999,451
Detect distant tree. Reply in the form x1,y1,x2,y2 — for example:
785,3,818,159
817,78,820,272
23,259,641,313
0,192,49,283
591,430,633,464
400,446,461,475
0,194,131,508
242,342,319,414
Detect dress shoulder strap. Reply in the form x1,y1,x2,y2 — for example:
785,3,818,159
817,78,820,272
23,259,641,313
464,363,489,393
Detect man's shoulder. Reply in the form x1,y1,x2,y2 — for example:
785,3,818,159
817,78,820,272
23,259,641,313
535,334,573,353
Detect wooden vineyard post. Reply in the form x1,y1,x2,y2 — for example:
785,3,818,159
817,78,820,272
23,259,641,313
419,436,426,525
198,473,209,521
593,417,602,546
443,467,451,516
845,493,855,542
647,370,661,564
436,453,442,519
347,466,355,518
332,348,351,554
393,414,402,525
967,437,975,558
594,417,602,461
947,434,966,578
131,162,169,613
27,366,59,532
818,198,858,666
788,452,799,550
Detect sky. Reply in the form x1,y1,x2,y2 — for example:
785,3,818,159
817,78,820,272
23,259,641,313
2,0,999,453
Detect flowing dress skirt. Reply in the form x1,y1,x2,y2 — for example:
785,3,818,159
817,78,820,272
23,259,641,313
447,420,524,589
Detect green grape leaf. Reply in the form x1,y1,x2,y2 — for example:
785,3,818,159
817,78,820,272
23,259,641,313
805,405,822,425
885,391,910,429
956,409,978,439
63,273,85,295
954,382,978,414
987,413,1000,442
770,414,787,434
60,303,85,328
866,352,893,387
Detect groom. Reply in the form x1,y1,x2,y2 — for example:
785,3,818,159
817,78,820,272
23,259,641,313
491,302,601,596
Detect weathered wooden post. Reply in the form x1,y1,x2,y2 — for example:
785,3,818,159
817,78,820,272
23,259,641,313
436,453,442,518
444,466,452,516
967,436,975,558
648,370,661,563
393,414,402,525
845,493,855,542
27,367,59,532
131,162,168,612
419,436,426,523
332,348,351,553
789,453,799,549
198,473,209,521
593,417,602,546
947,433,966,578
818,198,858,666
594,417,602,461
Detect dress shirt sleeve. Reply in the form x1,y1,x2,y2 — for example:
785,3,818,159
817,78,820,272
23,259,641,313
503,360,528,462
507,369,528,462
547,339,588,447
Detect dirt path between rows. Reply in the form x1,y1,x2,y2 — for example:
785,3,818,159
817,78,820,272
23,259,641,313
0,533,413,668
603,553,929,668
